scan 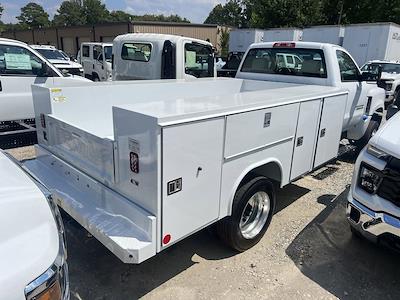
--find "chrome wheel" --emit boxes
[239,191,270,239]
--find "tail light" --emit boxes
[273,42,296,48]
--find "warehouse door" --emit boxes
[61,37,74,56]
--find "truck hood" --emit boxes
[0,152,59,300]
[380,72,400,81]
[369,113,400,159]
[48,59,83,69]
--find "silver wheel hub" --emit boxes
[239,191,270,239]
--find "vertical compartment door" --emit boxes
[290,99,322,180]
[162,118,225,247]
[313,95,347,168]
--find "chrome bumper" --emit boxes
[347,197,400,241]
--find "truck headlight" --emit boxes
[25,195,69,300]
[358,163,382,194]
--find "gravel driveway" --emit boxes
[7,146,400,300]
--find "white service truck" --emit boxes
[78,42,113,81]
[347,102,400,250]
[0,38,90,149]
[4,42,385,266]
[0,150,68,300]
[112,33,216,80]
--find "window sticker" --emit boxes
[185,50,197,67]
[4,53,32,70]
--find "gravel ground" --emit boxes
[7,145,400,300]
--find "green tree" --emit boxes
[53,0,86,26]
[204,0,245,27]
[109,10,133,22]
[82,0,110,24]
[17,2,50,28]
[0,4,3,20]
[219,27,230,56]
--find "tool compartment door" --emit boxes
[313,95,347,168]
[290,99,322,180]
[161,118,225,247]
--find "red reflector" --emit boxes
[163,234,171,245]
[273,42,296,48]
[130,152,139,173]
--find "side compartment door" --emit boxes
[290,99,322,180]
[313,95,347,168]
[162,118,225,247]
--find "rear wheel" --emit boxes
[217,176,275,251]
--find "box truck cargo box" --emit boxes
[264,28,303,42]
[229,29,265,53]
[343,22,400,66]
[302,25,345,46]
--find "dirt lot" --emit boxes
[7,146,400,300]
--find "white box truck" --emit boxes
[302,25,345,45]
[228,29,265,53]
[342,22,400,66]
[2,42,385,265]
[264,28,303,42]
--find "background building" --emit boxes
[1,21,229,56]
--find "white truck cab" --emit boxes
[236,41,386,147]
[0,38,90,149]
[361,60,400,104]
[79,42,113,81]
[347,109,400,250]
[30,44,84,77]
[112,33,216,80]
[0,150,68,300]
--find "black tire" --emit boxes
[92,73,100,81]
[354,119,379,150]
[350,225,362,239]
[217,176,275,252]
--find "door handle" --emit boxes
[296,136,303,147]
[0,80,2,91]
[320,128,326,137]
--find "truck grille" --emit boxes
[377,158,400,207]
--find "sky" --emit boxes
[2,0,227,24]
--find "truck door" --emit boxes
[0,44,57,123]
[93,45,104,81]
[336,50,368,130]
[81,44,91,78]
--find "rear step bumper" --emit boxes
[21,146,156,264]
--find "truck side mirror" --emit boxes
[386,104,399,120]
[377,65,383,80]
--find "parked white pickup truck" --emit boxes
[347,108,400,250]
[112,33,216,80]
[0,38,90,149]
[0,150,68,300]
[361,60,400,104]
[3,42,385,266]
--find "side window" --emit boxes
[82,45,89,57]
[184,43,214,78]
[0,44,51,77]
[286,56,294,64]
[93,45,102,60]
[121,43,151,62]
[336,50,359,81]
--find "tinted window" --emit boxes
[184,43,214,78]
[37,49,67,60]
[104,46,112,62]
[82,45,90,57]
[121,43,151,62]
[93,45,102,60]
[241,47,327,78]
[0,45,52,76]
[362,63,400,75]
[336,50,359,81]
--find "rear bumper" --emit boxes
[347,194,400,242]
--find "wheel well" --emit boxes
[238,162,282,189]
[372,108,383,124]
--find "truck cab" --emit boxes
[79,42,113,81]
[236,41,386,147]
[112,33,216,80]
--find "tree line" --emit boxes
[0,0,190,31]
[204,0,400,28]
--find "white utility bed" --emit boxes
[23,78,348,263]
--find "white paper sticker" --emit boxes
[4,53,32,70]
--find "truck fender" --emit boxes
[366,87,385,116]
[225,158,283,217]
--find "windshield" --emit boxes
[241,47,327,78]
[361,63,400,74]
[37,49,68,60]
[104,46,112,62]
